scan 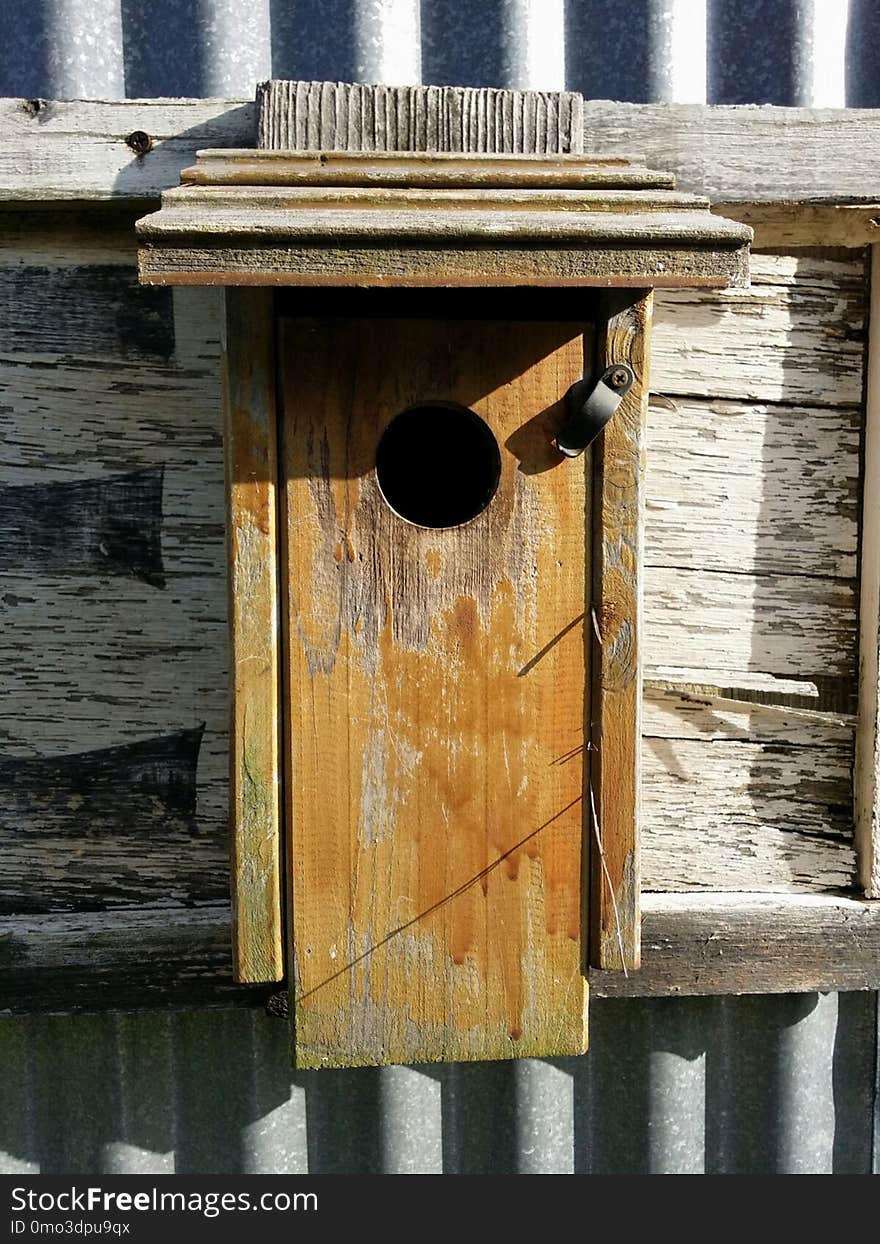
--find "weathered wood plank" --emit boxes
[643,686,854,748]
[0,265,230,913]
[591,894,880,998]
[652,251,867,406]
[716,202,880,249]
[589,292,651,972]
[0,97,256,203]
[642,734,855,892]
[0,905,264,1015]
[257,82,585,155]
[644,566,857,689]
[4,893,879,1016]
[645,396,860,580]
[0,262,174,360]
[281,316,590,1067]
[855,244,880,899]
[221,289,283,983]
[581,100,880,205]
[5,97,880,208]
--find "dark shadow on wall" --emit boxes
[564,0,660,103]
[0,0,51,98]
[846,0,880,107]
[270,0,357,84]
[704,994,819,1173]
[707,0,810,104]
[120,0,207,97]
[573,997,653,1172]
[831,991,878,1173]
[421,0,506,89]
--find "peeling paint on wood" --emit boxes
[652,252,867,407]
[0,264,174,361]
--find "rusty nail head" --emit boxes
[126,130,153,156]
[609,367,630,389]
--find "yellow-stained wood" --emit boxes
[590,291,652,972]
[715,201,880,249]
[280,316,591,1067]
[221,288,284,983]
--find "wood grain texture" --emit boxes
[591,893,880,998]
[6,97,880,208]
[645,396,860,580]
[257,81,585,154]
[716,202,880,249]
[0,97,257,203]
[221,289,283,983]
[5,893,880,1015]
[0,201,866,1009]
[641,728,855,892]
[137,150,750,291]
[590,292,651,971]
[580,100,880,204]
[855,245,880,898]
[0,217,230,918]
[280,316,591,1067]
[652,251,867,407]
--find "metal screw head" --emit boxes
[609,366,631,390]
[126,130,153,156]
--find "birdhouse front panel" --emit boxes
[280,314,592,1067]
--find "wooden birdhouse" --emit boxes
[136,82,751,1068]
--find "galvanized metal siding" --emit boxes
[0,0,877,106]
[0,995,876,1174]
[0,0,878,1179]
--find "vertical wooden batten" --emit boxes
[856,244,880,898]
[590,291,652,970]
[221,287,284,982]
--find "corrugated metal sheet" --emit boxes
[1,994,876,1173]
[0,0,879,1178]
[0,0,877,106]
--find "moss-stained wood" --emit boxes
[280,316,590,1067]
[589,292,651,972]
[221,289,284,983]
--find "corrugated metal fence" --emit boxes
[1,0,879,107]
[1,994,877,1174]
[0,0,878,1176]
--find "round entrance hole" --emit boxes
[375,403,501,529]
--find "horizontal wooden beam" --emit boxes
[5,96,880,209]
[592,893,880,998]
[3,894,879,1016]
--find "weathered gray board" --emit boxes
[0,93,870,1011]
[7,95,880,204]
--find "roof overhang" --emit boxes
[137,150,752,290]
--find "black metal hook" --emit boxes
[554,363,634,458]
